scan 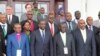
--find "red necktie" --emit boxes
[50,24,54,36]
[30,20,34,32]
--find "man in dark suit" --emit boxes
[0,14,12,55]
[46,12,59,37]
[72,19,96,56]
[54,23,76,56]
[37,7,48,22]
[0,13,6,56]
[21,11,38,32]
[6,5,19,26]
[73,10,81,24]
[86,16,98,37]
[30,20,53,56]
[66,12,77,32]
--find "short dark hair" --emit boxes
[38,19,47,24]
[13,23,21,28]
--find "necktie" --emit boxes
[42,30,45,42]
[68,22,71,32]
[29,20,34,32]
[8,16,11,24]
[2,25,6,36]
[89,26,92,31]
[50,23,54,36]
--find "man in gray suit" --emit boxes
[72,19,96,56]
[37,7,48,22]
[30,20,53,56]
[54,22,76,56]
[65,12,77,32]
[73,10,81,24]
[93,11,100,28]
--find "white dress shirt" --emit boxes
[80,28,87,43]
[39,28,45,38]
[74,19,79,24]
[48,22,55,34]
[60,32,66,46]
[87,25,93,31]
[0,22,7,35]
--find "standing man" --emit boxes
[0,13,6,56]
[0,14,12,55]
[21,11,38,32]
[54,23,76,56]
[73,11,81,24]
[6,5,19,26]
[7,23,30,56]
[86,16,98,37]
[37,7,48,22]
[93,11,100,28]
[31,20,53,56]
[66,12,77,32]
[46,12,58,37]
[20,3,37,22]
[72,19,96,56]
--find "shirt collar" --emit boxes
[60,32,66,34]
[0,22,7,25]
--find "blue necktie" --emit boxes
[42,30,45,42]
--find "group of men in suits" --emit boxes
[0,3,100,56]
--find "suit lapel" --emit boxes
[66,33,69,47]
[78,29,85,44]
[86,29,90,44]
[59,33,65,47]
[37,30,44,43]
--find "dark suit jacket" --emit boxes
[72,28,96,56]
[54,32,76,56]
[95,31,100,56]
[46,23,59,37]
[7,15,19,26]
[30,29,53,56]
[0,24,12,54]
[66,21,77,32]
[0,32,5,56]
[86,25,98,37]
[0,24,12,39]
[21,20,38,32]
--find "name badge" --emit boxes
[64,47,68,54]
[17,49,22,56]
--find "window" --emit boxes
[38,2,49,14]
[0,1,7,13]
[14,2,26,20]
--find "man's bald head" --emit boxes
[86,16,93,26]
[78,19,86,29]
[0,14,6,24]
